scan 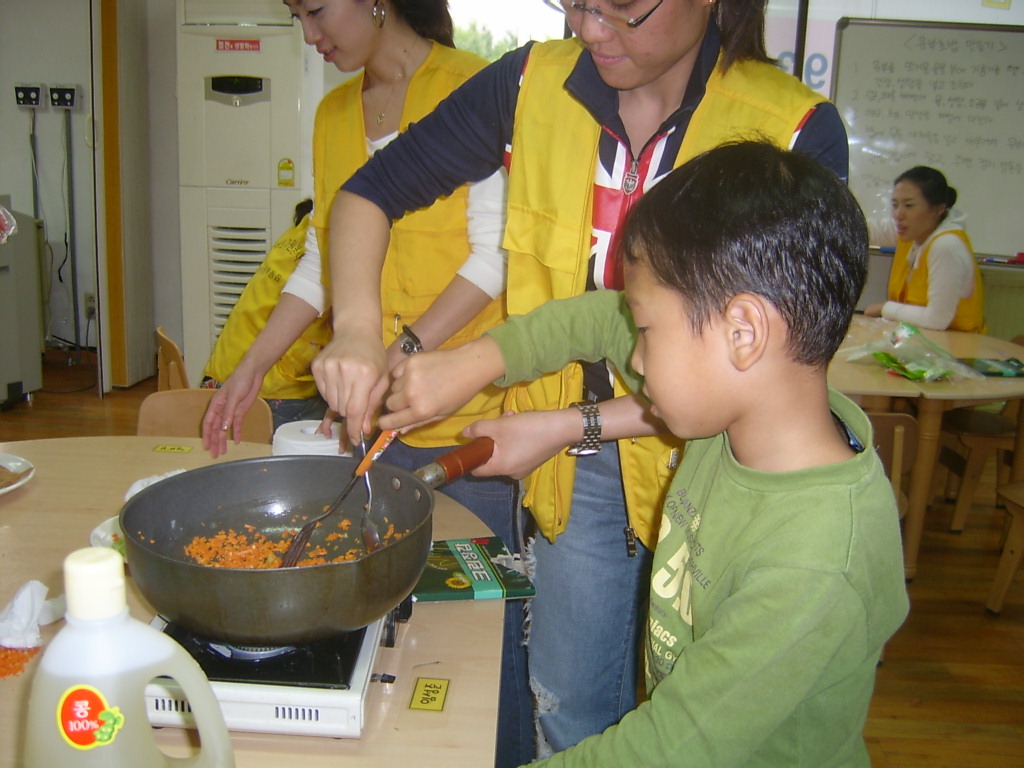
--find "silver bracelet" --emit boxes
[565,401,602,456]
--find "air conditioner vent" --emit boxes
[207,224,270,344]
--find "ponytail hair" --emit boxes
[715,0,772,71]
[391,0,455,48]
[895,166,957,218]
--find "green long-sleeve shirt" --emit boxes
[488,291,910,768]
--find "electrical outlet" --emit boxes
[49,86,77,109]
[84,292,97,319]
[15,85,42,108]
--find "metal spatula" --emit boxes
[280,430,397,568]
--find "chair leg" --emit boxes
[986,505,1024,615]
[949,447,991,533]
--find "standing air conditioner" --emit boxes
[176,0,310,382]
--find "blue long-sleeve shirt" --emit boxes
[345,23,849,221]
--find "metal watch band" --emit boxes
[398,325,423,356]
[565,401,602,457]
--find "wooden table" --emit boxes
[0,436,502,768]
[830,317,1024,579]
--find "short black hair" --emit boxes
[294,198,313,226]
[622,140,867,369]
[894,166,957,212]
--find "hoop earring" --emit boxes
[371,0,386,28]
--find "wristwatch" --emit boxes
[397,325,423,356]
[565,401,602,457]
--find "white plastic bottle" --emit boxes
[24,547,235,767]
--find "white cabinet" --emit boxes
[0,199,45,407]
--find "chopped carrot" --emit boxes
[182,519,411,569]
[0,646,39,678]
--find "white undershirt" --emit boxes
[283,131,508,314]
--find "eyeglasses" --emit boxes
[543,0,664,32]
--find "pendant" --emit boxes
[623,159,640,195]
[376,112,384,125]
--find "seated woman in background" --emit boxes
[864,166,985,331]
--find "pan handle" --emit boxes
[414,437,495,488]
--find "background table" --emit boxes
[830,317,1024,579]
[0,436,503,768]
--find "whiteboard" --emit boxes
[831,18,1024,258]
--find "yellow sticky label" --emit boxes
[409,678,449,711]
[153,445,193,453]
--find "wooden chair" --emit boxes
[136,389,273,444]
[156,326,189,391]
[935,333,1024,533]
[867,411,919,521]
[987,481,1024,615]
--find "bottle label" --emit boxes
[56,685,125,749]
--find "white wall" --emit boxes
[147,0,183,347]
[0,0,97,351]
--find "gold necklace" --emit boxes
[374,75,402,125]
[369,41,419,126]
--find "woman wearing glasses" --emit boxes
[200,2,531,767]
[312,0,848,758]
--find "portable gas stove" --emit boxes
[146,600,411,738]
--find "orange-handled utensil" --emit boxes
[280,430,397,568]
[354,429,398,475]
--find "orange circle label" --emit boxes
[57,685,124,750]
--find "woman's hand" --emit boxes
[461,410,579,480]
[201,366,263,458]
[311,330,390,444]
[379,337,506,433]
[862,302,884,317]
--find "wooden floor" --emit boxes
[0,348,156,441]
[2,349,1023,766]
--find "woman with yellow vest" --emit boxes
[198,3,530,767]
[200,199,333,431]
[311,0,848,758]
[864,166,985,331]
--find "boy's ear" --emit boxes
[722,293,770,372]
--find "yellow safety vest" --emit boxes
[203,215,331,399]
[505,38,827,546]
[313,43,507,447]
[887,228,985,333]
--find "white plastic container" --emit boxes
[24,547,234,767]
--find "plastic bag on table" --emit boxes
[845,321,985,382]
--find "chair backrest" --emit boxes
[867,411,919,519]
[156,326,189,391]
[136,389,274,444]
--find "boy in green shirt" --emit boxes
[381,141,909,767]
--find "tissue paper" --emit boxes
[272,419,350,457]
[0,580,65,647]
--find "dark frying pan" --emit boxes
[119,439,493,645]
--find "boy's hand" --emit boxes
[380,337,506,433]
[461,409,582,480]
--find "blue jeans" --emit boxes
[528,447,652,757]
[383,439,532,768]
